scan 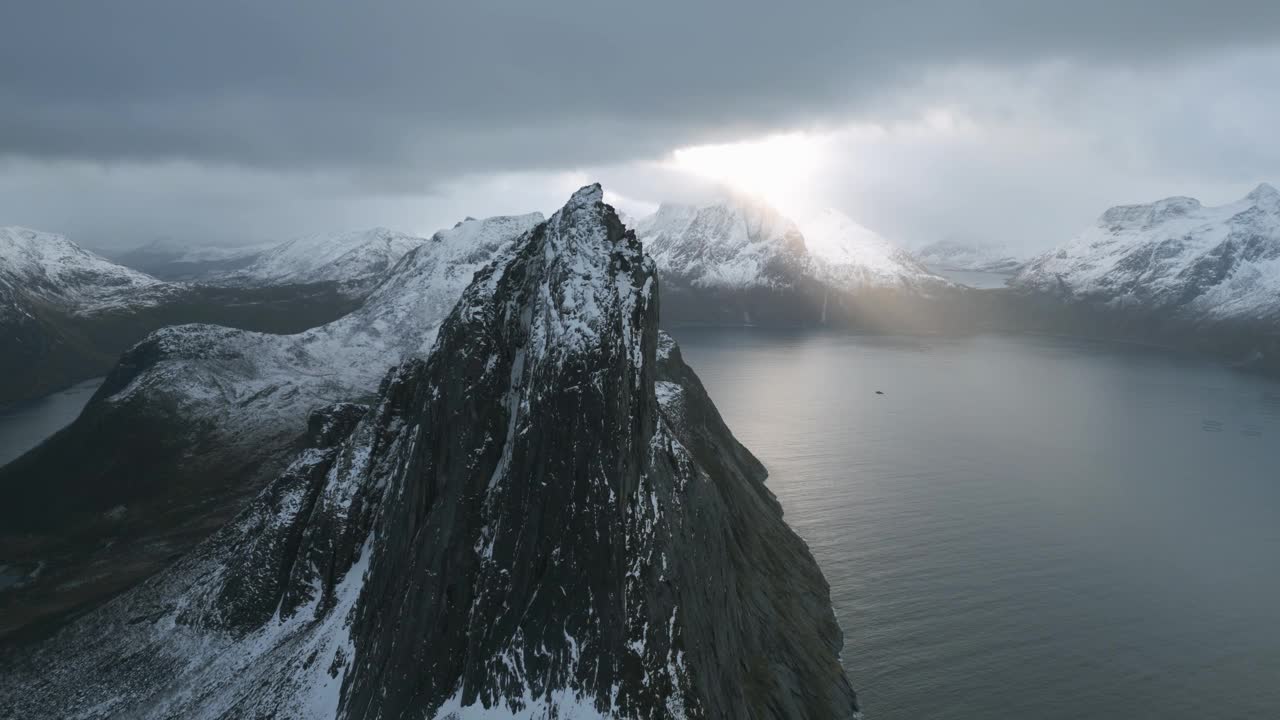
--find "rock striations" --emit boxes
[0,186,857,718]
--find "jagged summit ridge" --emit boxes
[1,186,857,719]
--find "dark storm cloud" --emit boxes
[5,0,1280,178]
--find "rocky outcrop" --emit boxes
[0,185,857,719]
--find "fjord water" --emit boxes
[0,377,102,466]
[931,268,1013,289]
[672,329,1280,720]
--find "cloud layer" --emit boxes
[3,2,1279,251]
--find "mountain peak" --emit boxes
[1247,182,1280,206]
[457,185,649,364]
[1,186,856,718]
[567,182,604,208]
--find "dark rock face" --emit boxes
[0,186,857,719]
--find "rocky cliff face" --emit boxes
[0,186,857,719]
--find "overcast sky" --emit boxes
[3,1,1280,254]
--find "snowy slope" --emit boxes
[635,197,946,292]
[0,226,176,314]
[915,239,1023,273]
[800,208,945,289]
[1013,183,1280,322]
[221,227,428,289]
[635,197,808,288]
[118,237,271,264]
[102,213,544,460]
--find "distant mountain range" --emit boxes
[107,228,429,295]
[915,239,1024,273]
[214,227,429,296]
[1014,184,1280,323]
[106,238,272,282]
[0,228,360,406]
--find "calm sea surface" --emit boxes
[933,268,1014,289]
[671,329,1280,720]
[0,377,102,467]
[2,336,1278,717]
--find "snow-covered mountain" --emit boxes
[218,227,428,294]
[1,226,177,314]
[1012,183,1280,323]
[635,197,810,289]
[634,195,949,327]
[1,185,857,718]
[636,199,940,292]
[107,238,272,281]
[107,213,542,449]
[916,239,1023,273]
[800,208,944,288]
[0,227,361,406]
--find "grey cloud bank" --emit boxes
[2,1,1279,251]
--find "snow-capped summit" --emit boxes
[799,208,942,289]
[0,226,172,313]
[633,195,949,326]
[1013,183,1280,322]
[1247,181,1280,209]
[635,195,944,292]
[220,227,429,291]
[636,195,807,289]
